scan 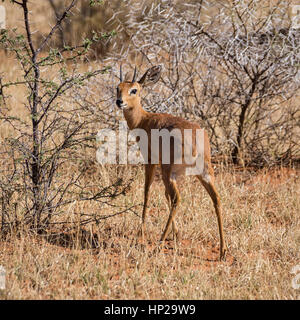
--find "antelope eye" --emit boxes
[130,88,137,95]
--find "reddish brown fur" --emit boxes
[116,67,226,259]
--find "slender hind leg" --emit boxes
[197,173,226,260]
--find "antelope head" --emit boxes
[116,65,162,111]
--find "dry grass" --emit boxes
[0,166,299,299]
[0,0,299,300]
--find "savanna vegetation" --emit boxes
[0,0,299,299]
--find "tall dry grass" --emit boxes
[0,165,299,299]
[0,0,299,300]
[0,59,299,299]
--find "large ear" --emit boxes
[138,65,161,86]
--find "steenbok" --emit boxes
[116,65,226,260]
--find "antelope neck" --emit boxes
[123,102,149,130]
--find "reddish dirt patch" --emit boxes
[233,167,298,191]
[136,238,236,271]
[95,236,235,278]
[246,167,298,187]
[167,239,235,270]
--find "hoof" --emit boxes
[220,247,227,261]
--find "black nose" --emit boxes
[116,99,123,108]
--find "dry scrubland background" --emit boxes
[0,0,299,299]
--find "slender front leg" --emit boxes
[160,175,181,242]
[165,190,179,240]
[139,164,156,240]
